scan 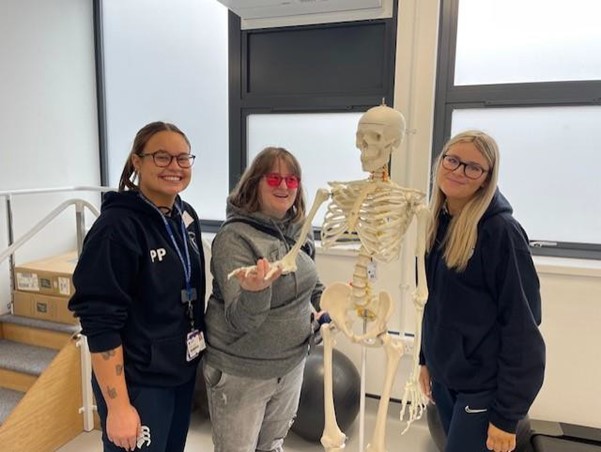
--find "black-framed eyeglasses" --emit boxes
[441,154,488,180]
[139,150,196,168]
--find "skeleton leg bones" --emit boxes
[320,281,400,452]
[320,323,347,451]
[366,334,404,452]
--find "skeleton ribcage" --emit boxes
[322,181,425,262]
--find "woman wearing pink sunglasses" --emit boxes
[203,146,325,452]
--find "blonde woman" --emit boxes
[418,131,545,452]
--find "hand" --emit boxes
[106,403,141,451]
[234,258,282,292]
[486,422,516,452]
[313,311,331,324]
[418,365,434,404]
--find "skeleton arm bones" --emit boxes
[400,204,431,432]
[227,188,330,280]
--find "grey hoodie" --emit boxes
[204,201,324,379]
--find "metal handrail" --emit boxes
[0,199,100,265]
[1,185,113,262]
[0,185,111,197]
[0,185,113,433]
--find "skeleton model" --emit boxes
[229,105,430,452]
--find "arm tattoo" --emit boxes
[107,386,118,399]
[115,364,123,376]
[101,349,116,360]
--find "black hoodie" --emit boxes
[421,189,545,433]
[69,191,206,387]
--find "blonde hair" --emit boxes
[229,147,306,223]
[427,130,500,271]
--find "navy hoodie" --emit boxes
[421,189,545,433]
[69,191,206,387]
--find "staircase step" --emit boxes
[0,387,24,425]
[0,314,80,335]
[0,314,79,350]
[0,340,58,376]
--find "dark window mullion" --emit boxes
[532,245,601,260]
[239,96,387,111]
[228,11,244,191]
[447,80,601,106]
[432,0,460,157]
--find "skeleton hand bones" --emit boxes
[227,258,283,291]
[226,254,294,283]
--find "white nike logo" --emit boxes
[465,405,487,414]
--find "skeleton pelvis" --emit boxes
[321,282,394,342]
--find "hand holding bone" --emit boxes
[226,255,294,282]
[227,188,330,282]
[228,258,282,291]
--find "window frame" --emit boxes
[433,0,601,259]
[93,0,108,187]
[227,9,399,234]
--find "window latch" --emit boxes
[530,241,558,248]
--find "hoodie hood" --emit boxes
[225,199,303,243]
[102,190,185,219]
[480,188,513,223]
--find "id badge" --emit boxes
[186,329,205,362]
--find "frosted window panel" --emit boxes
[248,113,366,227]
[455,0,601,85]
[103,0,229,220]
[451,107,601,245]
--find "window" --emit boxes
[434,0,601,258]
[228,9,399,231]
[95,0,229,221]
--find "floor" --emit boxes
[57,397,439,451]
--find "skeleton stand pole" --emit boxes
[359,318,368,452]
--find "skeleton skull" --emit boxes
[356,105,406,172]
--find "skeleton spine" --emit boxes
[351,248,371,307]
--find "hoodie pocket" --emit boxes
[203,361,226,389]
[146,334,188,378]
[229,312,312,360]
[431,326,479,382]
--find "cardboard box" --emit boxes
[14,251,77,297]
[13,290,78,325]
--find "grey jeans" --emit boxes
[203,358,305,452]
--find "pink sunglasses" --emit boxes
[264,173,300,189]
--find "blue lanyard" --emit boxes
[140,195,192,296]
[162,206,192,294]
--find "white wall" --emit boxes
[1,0,599,431]
[532,261,601,426]
[0,0,100,313]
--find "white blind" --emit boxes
[103,0,229,220]
[455,0,601,85]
